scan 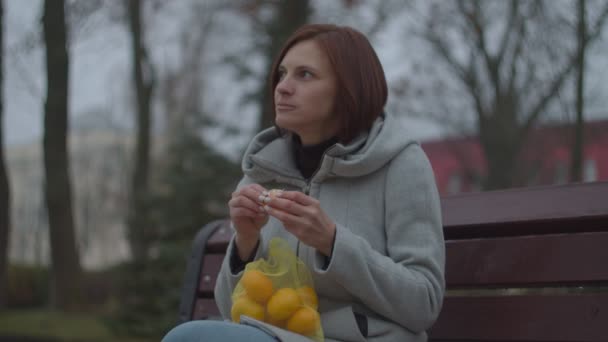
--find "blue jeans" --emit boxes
[162,320,277,342]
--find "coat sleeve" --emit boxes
[213,176,267,320]
[312,144,445,333]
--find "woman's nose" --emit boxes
[275,77,294,95]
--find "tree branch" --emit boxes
[365,0,399,40]
[522,54,576,135]
[585,2,608,44]
[519,60,536,104]
[497,0,520,65]
[424,30,468,85]
[465,50,487,121]
[457,0,501,102]
[523,1,608,135]
[506,11,526,96]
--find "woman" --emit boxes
[163,24,444,342]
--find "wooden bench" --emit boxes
[177,181,608,341]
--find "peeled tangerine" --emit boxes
[240,270,274,304]
[266,288,302,321]
[287,307,321,335]
[231,296,265,323]
[268,189,283,198]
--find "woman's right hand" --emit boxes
[228,184,268,260]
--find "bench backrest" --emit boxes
[179,181,608,342]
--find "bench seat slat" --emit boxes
[206,222,232,252]
[198,254,225,294]
[193,298,221,320]
[429,293,608,341]
[442,182,608,232]
[446,231,608,287]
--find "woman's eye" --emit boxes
[277,70,286,81]
[300,70,313,79]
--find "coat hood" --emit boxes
[241,112,418,183]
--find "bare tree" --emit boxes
[570,0,608,182]
[255,0,311,131]
[0,0,11,309]
[410,0,606,190]
[221,1,311,131]
[127,0,155,262]
[42,0,82,310]
[314,0,404,40]
[160,2,214,144]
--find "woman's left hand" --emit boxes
[262,191,336,257]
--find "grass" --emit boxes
[0,309,152,342]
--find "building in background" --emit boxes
[7,118,132,269]
[423,120,608,195]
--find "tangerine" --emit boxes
[286,306,320,335]
[268,189,283,198]
[231,295,265,323]
[266,287,302,321]
[241,270,274,304]
[296,286,318,310]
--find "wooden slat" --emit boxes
[206,221,232,252]
[198,254,224,294]
[442,182,608,238]
[429,293,608,341]
[202,183,608,242]
[446,232,608,287]
[179,220,225,323]
[192,298,221,320]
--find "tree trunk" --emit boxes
[0,0,11,309]
[478,104,523,190]
[258,0,310,131]
[570,0,587,183]
[42,0,83,311]
[127,0,153,262]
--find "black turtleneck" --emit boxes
[293,135,339,180]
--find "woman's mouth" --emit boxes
[276,103,297,112]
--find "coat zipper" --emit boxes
[257,144,336,261]
[297,144,336,260]
[297,173,316,260]
[303,182,311,195]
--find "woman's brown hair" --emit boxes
[269,24,388,143]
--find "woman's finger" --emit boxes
[231,207,263,218]
[265,206,307,231]
[229,195,265,214]
[239,185,267,203]
[264,197,307,216]
[276,191,318,206]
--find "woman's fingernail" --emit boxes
[263,205,270,212]
[262,191,269,196]
[258,195,266,202]
[263,196,271,203]
[258,206,265,212]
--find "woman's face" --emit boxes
[274,39,338,145]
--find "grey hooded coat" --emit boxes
[215,112,445,342]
